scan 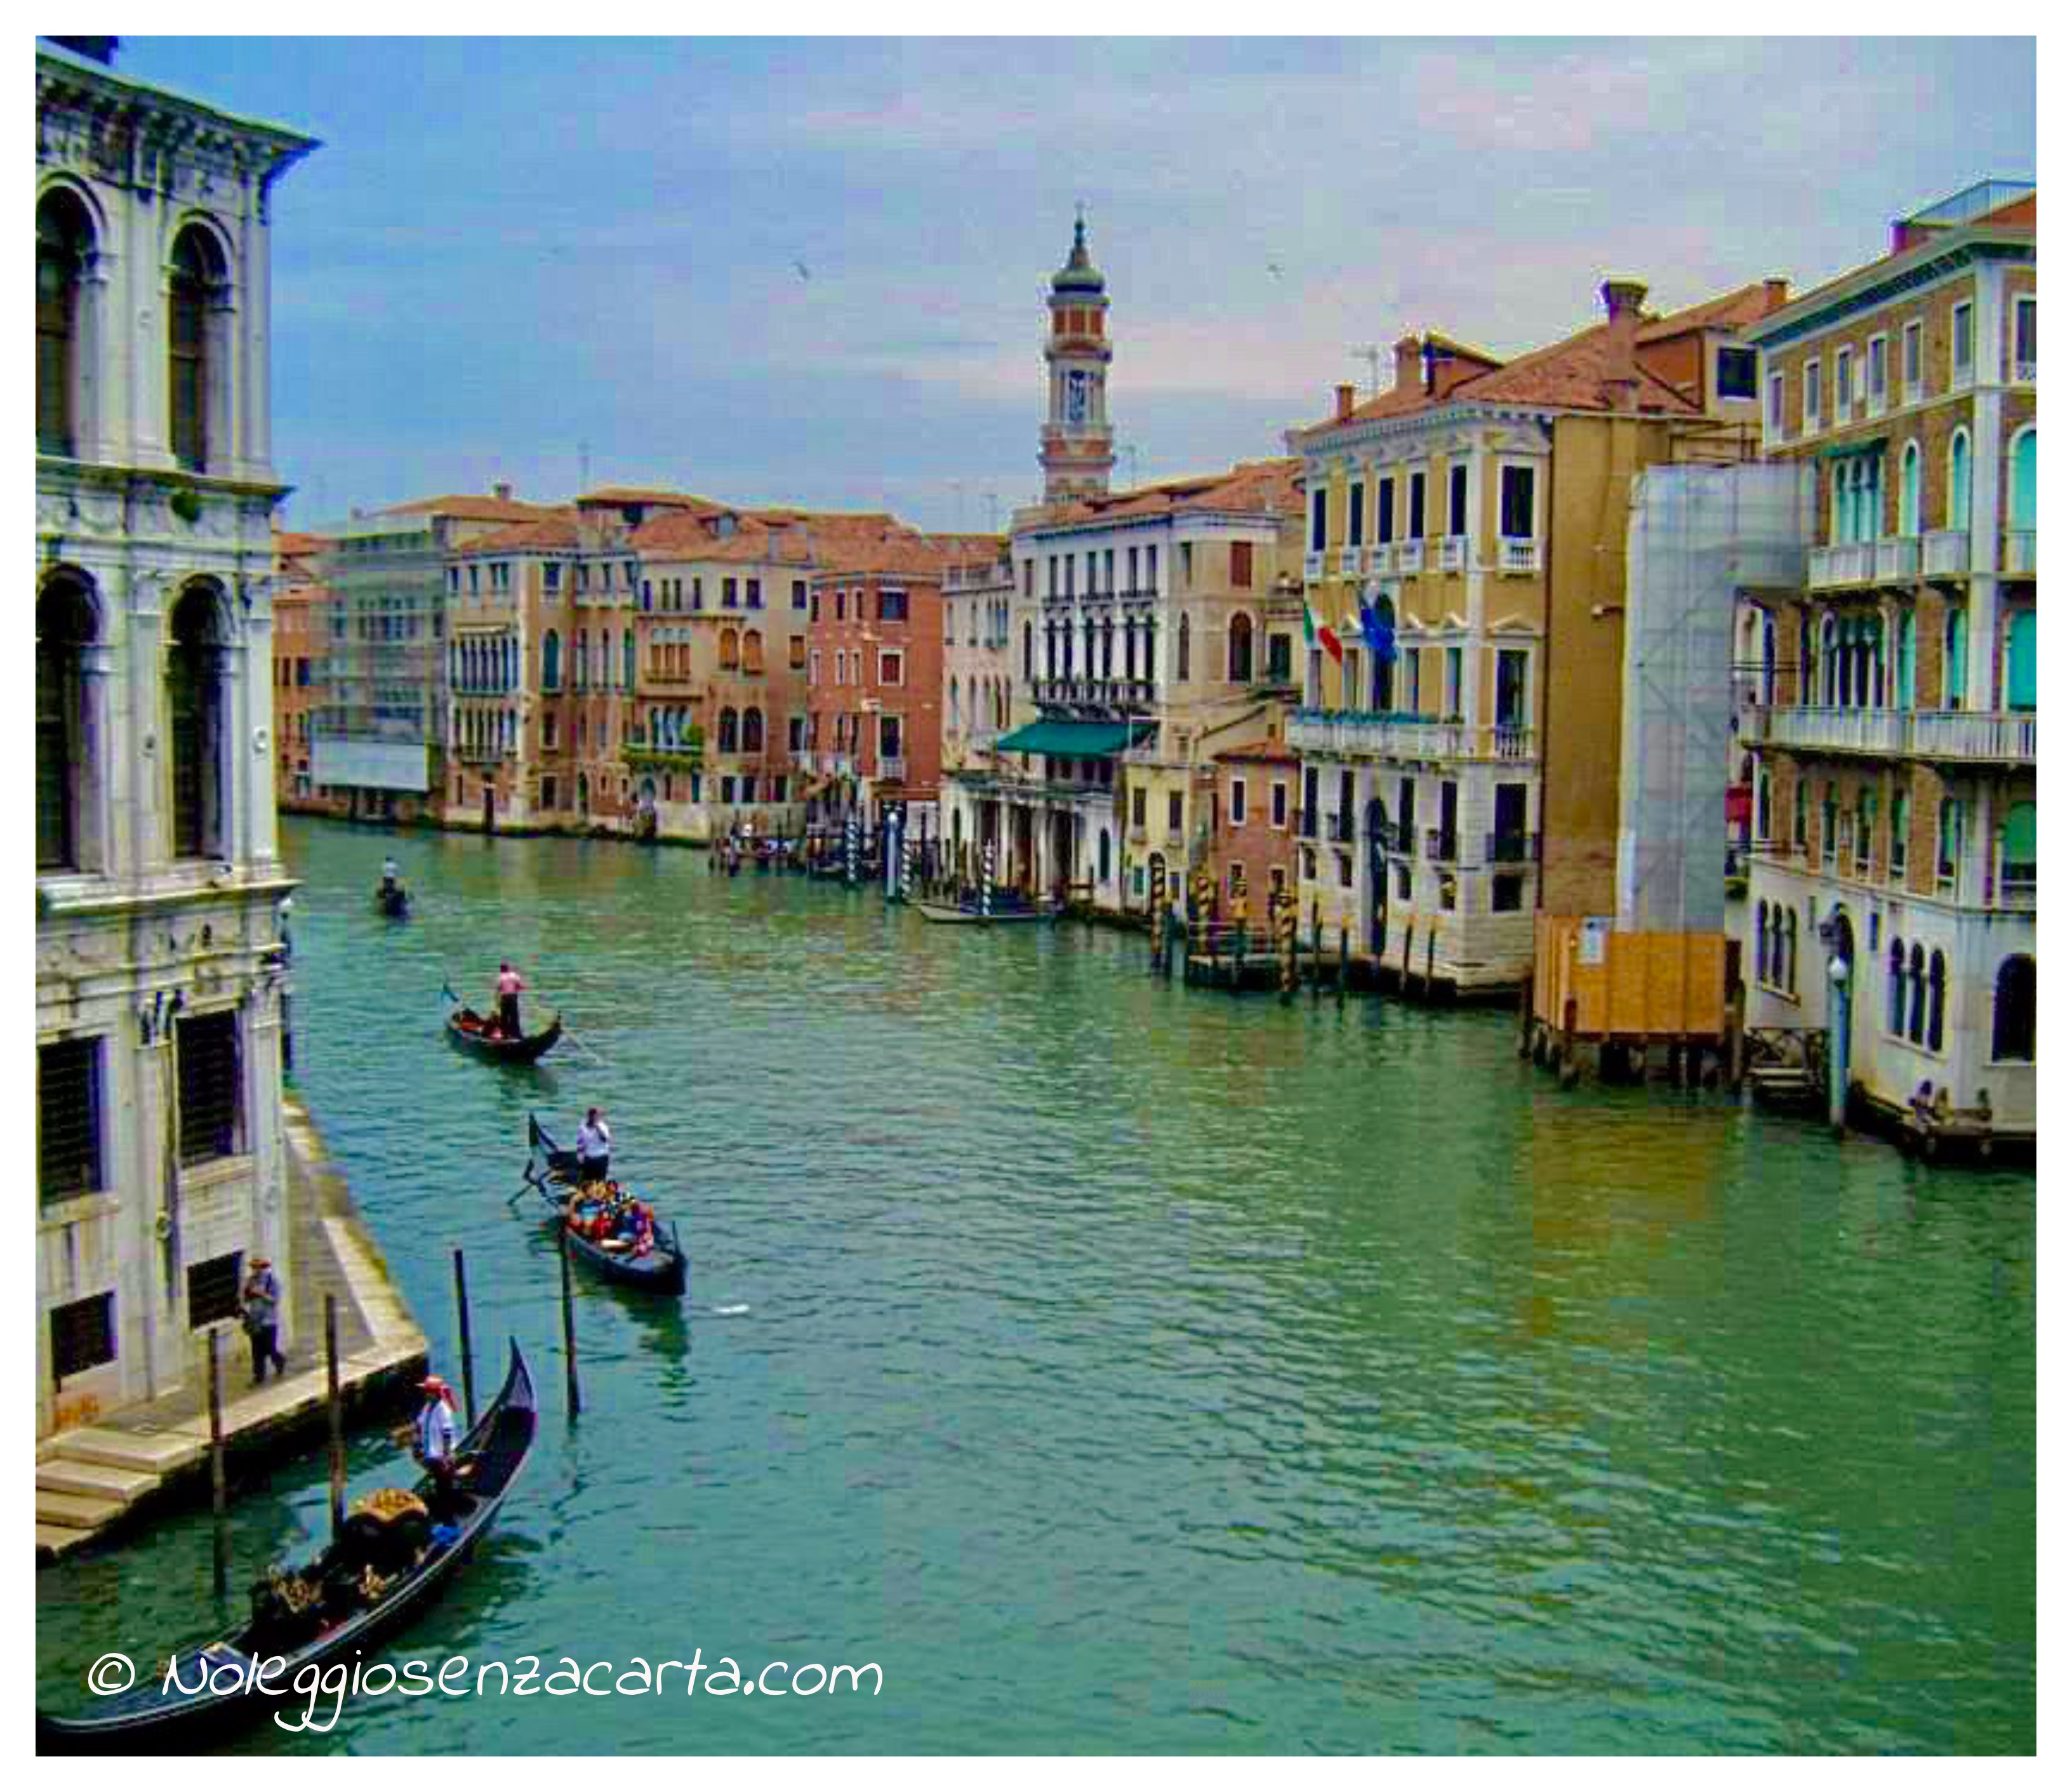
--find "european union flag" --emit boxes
[1358,600,1397,665]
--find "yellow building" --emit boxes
[1287,277,1786,992]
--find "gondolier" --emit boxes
[495,962,526,1036]
[413,1374,463,1510]
[574,1108,612,1185]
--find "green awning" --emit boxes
[994,720,1153,757]
[1816,434,1888,460]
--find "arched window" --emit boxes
[1229,613,1254,683]
[1793,778,1808,851]
[542,630,561,690]
[1821,783,1839,863]
[1908,944,1927,1044]
[1821,614,1840,706]
[1992,955,2036,1062]
[1855,786,1877,873]
[1948,428,1972,533]
[1098,827,1112,884]
[2000,800,2036,895]
[1023,620,1034,680]
[743,707,764,753]
[719,628,740,671]
[1179,613,1192,683]
[1783,909,1798,995]
[2010,428,2036,533]
[1888,939,1907,1036]
[1944,602,1968,708]
[36,574,97,871]
[600,629,613,691]
[1927,950,1946,1052]
[1756,903,1770,986]
[623,628,636,691]
[37,189,95,457]
[1900,441,1921,536]
[1756,766,1772,843]
[718,707,738,753]
[576,629,593,692]
[743,629,764,674]
[1897,610,1915,710]
[168,225,226,472]
[949,679,962,735]
[166,583,227,858]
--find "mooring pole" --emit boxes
[453,1247,477,1428]
[559,1225,582,1420]
[325,1294,346,1541]
[207,1329,230,1598]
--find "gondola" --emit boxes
[444,1003,562,1065]
[37,1343,537,1754]
[523,1115,689,1297]
[913,898,1059,926]
[375,884,411,919]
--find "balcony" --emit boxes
[1336,547,1362,576]
[2014,358,2036,385]
[1809,542,1875,588]
[1393,540,1424,576]
[1921,530,1969,578]
[1438,536,1467,573]
[1749,704,2035,764]
[1425,828,1460,863]
[2003,531,2036,576]
[1371,820,1416,856]
[1304,550,1325,581]
[1325,810,1353,844]
[1485,831,1539,864]
[1284,709,1537,764]
[1497,538,1543,575]
[1032,676,1154,707]
[877,756,907,785]
[1873,537,1920,581]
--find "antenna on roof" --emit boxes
[578,440,591,494]
[1122,444,1140,489]
[1351,345,1383,399]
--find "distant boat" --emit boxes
[37,1344,538,1752]
[445,1004,562,1065]
[913,899,1059,926]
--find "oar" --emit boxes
[556,1019,608,1068]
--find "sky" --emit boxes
[93,31,2038,537]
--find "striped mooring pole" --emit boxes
[900,820,915,903]
[882,810,900,901]
[844,813,859,888]
[981,839,995,920]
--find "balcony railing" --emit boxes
[1304,550,1325,580]
[1438,536,1468,573]
[1338,547,1363,575]
[1749,705,2035,763]
[1393,540,1424,576]
[1497,538,1543,575]
[1921,529,1969,578]
[1809,542,1876,588]
[1033,675,1155,707]
[1873,537,1920,581]
[877,756,907,784]
[1425,828,1459,863]
[1284,709,1537,764]
[1325,810,1353,844]
[2003,531,2036,575]
[1485,831,1538,864]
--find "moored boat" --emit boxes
[914,898,1059,926]
[37,1343,537,1753]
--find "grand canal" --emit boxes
[37,818,2036,1753]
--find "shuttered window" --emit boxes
[51,1292,116,1384]
[187,1251,244,1329]
[177,1007,242,1165]
[39,1036,103,1202]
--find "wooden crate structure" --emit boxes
[1533,915,1727,1042]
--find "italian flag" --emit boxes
[1303,596,1344,663]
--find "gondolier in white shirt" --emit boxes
[574,1108,612,1185]
[413,1374,463,1510]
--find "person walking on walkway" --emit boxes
[241,1256,288,1384]
[575,1108,613,1186]
[495,962,526,1037]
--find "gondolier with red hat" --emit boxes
[413,1373,463,1511]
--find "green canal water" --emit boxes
[37,817,2036,1753]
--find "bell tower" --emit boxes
[1040,209,1115,502]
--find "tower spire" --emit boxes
[1040,212,1115,503]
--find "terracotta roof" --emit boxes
[380,494,566,524]
[1213,740,1299,765]
[1456,314,1700,413]
[578,488,726,510]
[273,530,328,555]
[811,531,948,580]
[1039,459,1302,528]
[1637,279,1790,342]
[455,517,580,555]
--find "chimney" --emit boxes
[1335,383,1356,422]
[1393,335,1423,392]
[493,482,512,502]
[1600,277,1648,411]
[1763,277,1790,314]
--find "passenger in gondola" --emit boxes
[575,1107,611,1185]
[495,961,526,1036]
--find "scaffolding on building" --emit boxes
[310,515,447,795]
[1616,460,1815,936]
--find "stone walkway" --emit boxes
[36,1092,428,1563]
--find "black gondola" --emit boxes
[444,1004,562,1065]
[37,1343,537,1753]
[523,1115,689,1297]
[375,884,411,918]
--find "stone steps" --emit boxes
[36,1524,91,1559]
[43,1426,206,1477]
[35,1457,161,1506]
[36,1489,127,1530]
